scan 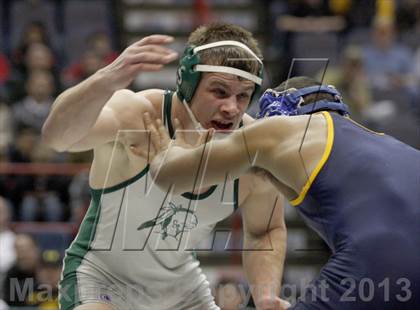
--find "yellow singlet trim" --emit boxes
[290,111,334,206]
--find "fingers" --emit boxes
[128,45,178,64]
[173,118,186,143]
[196,128,214,147]
[117,35,178,79]
[128,51,178,65]
[173,118,213,148]
[132,44,175,56]
[143,113,172,160]
[135,35,174,46]
[131,63,164,72]
[280,299,291,309]
[133,36,178,63]
[156,119,171,146]
[143,112,161,154]
[256,297,291,310]
[125,46,177,66]
[122,37,178,74]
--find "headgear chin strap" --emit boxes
[257,85,350,118]
[176,40,263,104]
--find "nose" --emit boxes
[220,96,240,118]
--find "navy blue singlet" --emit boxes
[289,112,420,310]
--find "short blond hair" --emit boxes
[187,23,262,76]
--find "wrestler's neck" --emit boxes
[171,95,214,193]
[171,95,204,143]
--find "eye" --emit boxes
[212,88,228,98]
[237,93,251,101]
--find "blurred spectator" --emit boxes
[342,0,376,29]
[63,31,117,87]
[0,299,8,310]
[0,99,13,160]
[396,0,420,33]
[415,47,420,88]
[20,173,64,222]
[2,233,40,307]
[0,197,16,293]
[277,0,346,33]
[27,249,61,310]
[214,276,248,310]
[12,70,55,135]
[1,120,68,221]
[19,135,65,222]
[87,32,118,65]
[0,54,10,86]
[7,43,61,102]
[12,21,57,74]
[68,171,90,224]
[0,126,37,219]
[62,50,105,87]
[7,125,37,164]
[274,0,346,77]
[318,46,372,122]
[362,17,415,95]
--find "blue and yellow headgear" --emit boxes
[257,85,350,118]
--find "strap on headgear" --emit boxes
[176,40,263,103]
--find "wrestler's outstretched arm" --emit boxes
[144,112,283,194]
[42,35,178,152]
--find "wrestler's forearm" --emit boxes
[42,70,115,151]
[151,133,252,193]
[243,227,287,307]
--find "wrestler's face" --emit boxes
[190,72,255,132]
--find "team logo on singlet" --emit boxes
[137,202,198,240]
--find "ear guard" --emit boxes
[176,40,264,103]
[257,85,350,118]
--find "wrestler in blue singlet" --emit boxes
[290,112,420,310]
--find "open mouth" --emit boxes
[210,120,234,131]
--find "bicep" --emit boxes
[67,107,119,152]
[67,90,155,152]
[241,176,286,237]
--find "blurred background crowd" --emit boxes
[0,0,418,309]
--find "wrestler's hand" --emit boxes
[99,35,178,91]
[172,118,214,150]
[136,112,213,161]
[132,112,171,160]
[256,297,291,310]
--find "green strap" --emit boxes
[163,90,175,138]
[163,90,243,206]
[233,120,244,210]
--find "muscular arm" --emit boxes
[150,114,327,201]
[151,131,251,193]
[42,73,120,152]
[240,175,287,308]
[42,35,177,152]
[150,117,281,194]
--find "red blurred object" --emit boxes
[0,163,89,175]
[194,0,211,27]
[0,54,10,83]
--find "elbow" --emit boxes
[41,123,68,152]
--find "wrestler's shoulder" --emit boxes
[107,88,165,118]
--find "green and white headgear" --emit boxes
[176,40,263,104]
